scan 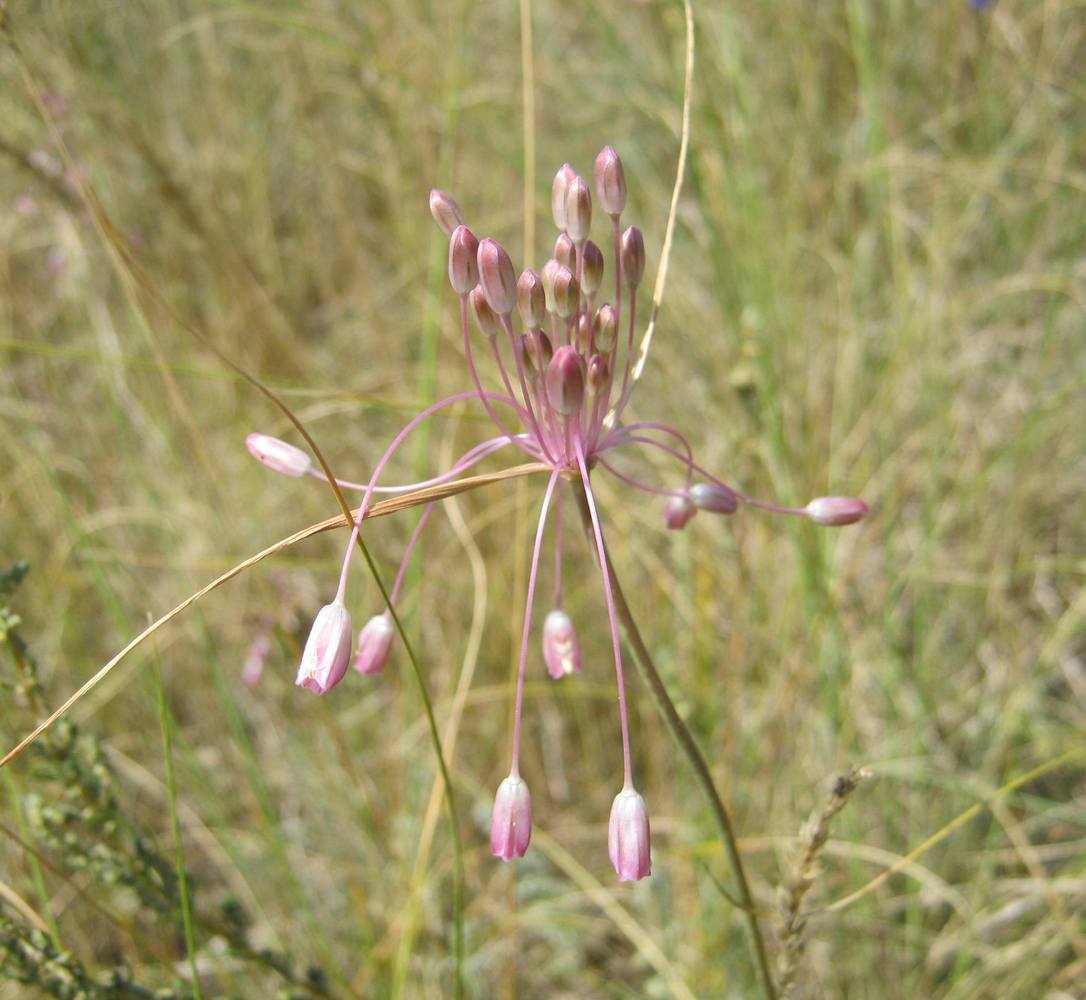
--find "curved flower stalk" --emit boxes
[246,147,869,891]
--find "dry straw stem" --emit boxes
[776,766,869,999]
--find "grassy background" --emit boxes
[2,0,1085,997]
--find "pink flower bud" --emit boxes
[295,601,353,695]
[541,258,561,314]
[542,609,581,679]
[551,163,576,231]
[587,354,609,394]
[593,304,617,352]
[469,285,502,338]
[490,774,532,860]
[581,239,604,296]
[429,189,465,237]
[241,633,271,688]
[594,145,628,216]
[564,175,592,243]
[515,334,540,383]
[545,346,586,416]
[805,496,869,527]
[353,613,395,675]
[477,237,517,315]
[553,232,576,269]
[551,265,580,319]
[689,482,738,514]
[517,269,546,329]
[245,432,311,478]
[533,330,554,368]
[608,787,651,882]
[448,225,479,294]
[621,226,646,288]
[664,494,697,530]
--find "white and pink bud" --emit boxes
[551,265,580,319]
[593,304,617,353]
[805,496,869,527]
[353,613,395,675]
[621,226,646,288]
[608,787,651,882]
[553,232,577,270]
[541,258,561,314]
[448,224,480,294]
[542,609,581,679]
[295,601,353,695]
[664,494,697,530]
[469,285,502,339]
[564,175,592,243]
[587,354,609,395]
[689,482,738,515]
[581,239,604,296]
[477,237,518,315]
[593,145,627,217]
[429,189,465,237]
[246,433,312,478]
[546,346,586,416]
[517,269,546,329]
[490,774,532,861]
[551,163,577,231]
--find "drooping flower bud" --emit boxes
[621,226,646,288]
[564,175,592,243]
[542,609,581,679]
[448,225,479,294]
[245,432,311,478]
[429,189,465,237]
[469,285,502,339]
[295,601,353,695]
[587,354,609,394]
[490,774,532,860]
[663,494,697,530]
[545,346,586,416]
[553,232,576,270]
[593,145,628,217]
[517,269,546,329]
[805,496,869,527]
[353,613,395,675]
[551,265,580,319]
[608,787,651,882]
[689,482,738,514]
[477,237,517,315]
[551,163,576,231]
[592,304,618,352]
[581,239,604,296]
[541,258,561,314]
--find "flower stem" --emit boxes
[571,479,777,1000]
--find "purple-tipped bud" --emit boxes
[490,774,532,860]
[593,304,618,353]
[551,163,576,231]
[621,227,646,288]
[246,433,311,478]
[664,494,698,530]
[582,239,604,296]
[542,609,582,679]
[608,787,651,882]
[448,225,479,294]
[295,601,353,695]
[587,353,609,394]
[429,189,465,237]
[805,496,869,526]
[551,265,580,319]
[469,286,502,338]
[553,232,577,269]
[565,175,592,243]
[541,258,561,314]
[353,613,395,675]
[689,482,738,515]
[477,237,517,315]
[517,269,546,329]
[594,145,628,216]
[545,346,586,416]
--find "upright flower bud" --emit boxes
[805,496,869,526]
[564,175,592,243]
[542,609,582,679]
[532,330,554,368]
[593,145,627,216]
[664,494,697,530]
[517,269,546,329]
[295,601,353,695]
[516,334,540,383]
[353,613,395,675]
[245,433,311,478]
[608,787,651,882]
[587,354,609,394]
[592,304,618,352]
[545,346,586,416]
[689,482,738,514]
[553,232,577,269]
[490,774,532,860]
[581,239,604,296]
[469,286,502,338]
[551,163,576,231]
[448,225,479,294]
[429,189,465,237]
[551,265,580,319]
[621,226,646,288]
[541,258,561,314]
[477,237,517,315]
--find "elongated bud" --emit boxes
[553,232,576,269]
[806,496,869,526]
[533,330,553,367]
[594,145,627,216]
[245,432,311,478]
[565,175,592,243]
[448,225,479,294]
[664,494,697,530]
[542,609,581,679]
[621,226,645,288]
[490,774,532,860]
[593,303,617,352]
[551,163,576,231]
[516,334,540,383]
[353,613,395,675]
[545,346,586,415]
[689,482,738,514]
[469,285,502,338]
[608,787,651,881]
[587,354,609,394]
[429,189,465,237]
[477,237,517,315]
[551,265,580,319]
[581,239,604,296]
[296,601,352,695]
[541,258,561,314]
[517,269,546,329]
[576,313,592,348]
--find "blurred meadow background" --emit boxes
[2,0,1085,997]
